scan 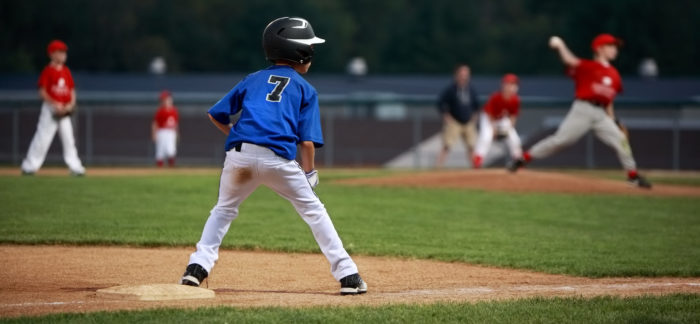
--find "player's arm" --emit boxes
[299,141,315,173]
[208,113,231,136]
[66,89,76,110]
[38,87,62,110]
[549,36,580,67]
[151,120,158,142]
[299,141,319,188]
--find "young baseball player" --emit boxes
[509,34,651,188]
[180,17,367,295]
[435,64,480,168]
[21,40,85,176]
[472,73,523,168]
[152,90,179,167]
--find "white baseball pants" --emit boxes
[529,100,637,170]
[155,129,177,161]
[474,113,522,159]
[188,143,359,280]
[21,102,85,174]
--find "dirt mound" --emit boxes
[2,245,698,318]
[337,169,700,197]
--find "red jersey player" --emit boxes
[508,34,651,188]
[151,90,179,167]
[21,40,85,176]
[472,73,522,168]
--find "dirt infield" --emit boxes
[2,245,699,318]
[337,169,700,197]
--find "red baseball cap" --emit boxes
[47,40,68,55]
[591,33,622,50]
[159,90,172,101]
[502,73,519,84]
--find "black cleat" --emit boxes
[507,158,526,173]
[339,273,367,295]
[181,263,208,287]
[628,175,652,189]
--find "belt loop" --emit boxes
[234,143,242,152]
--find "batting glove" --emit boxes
[306,169,319,189]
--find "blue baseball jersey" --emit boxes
[208,65,324,160]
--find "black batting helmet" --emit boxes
[263,17,325,64]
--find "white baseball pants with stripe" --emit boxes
[188,143,359,280]
[474,113,522,159]
[21,102,85,174]
[529,100,637,170]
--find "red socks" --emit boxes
[472,155,482,169]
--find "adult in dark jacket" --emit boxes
[435,64,480,168]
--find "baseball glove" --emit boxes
[53,106,74,118]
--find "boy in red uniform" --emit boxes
[151,90,179,167]
[508,34,651,188]
[472,73,522,168]
[21,40,85,176]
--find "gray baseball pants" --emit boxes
[529,100,637,170]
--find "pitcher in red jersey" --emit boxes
[508,34,651,188]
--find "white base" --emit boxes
[96,284,215,301]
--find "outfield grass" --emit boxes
[2,294,698,324]
[1,170,698,277]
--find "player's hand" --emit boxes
[549,36,564,49]
[305,169,319,189]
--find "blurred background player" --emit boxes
[435,64,480,168]
[181,17,367,295]
[508,34,651,188]
[151,90,179,167]
[472,73,523,168]
[20,40,85,176]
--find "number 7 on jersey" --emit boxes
[266,75,290,102]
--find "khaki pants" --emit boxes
[442,115,477,154]
[529,100,637,170]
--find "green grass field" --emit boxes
[1,169,699,322]
[3,295,699,324]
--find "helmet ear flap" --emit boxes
[296,49,312,63]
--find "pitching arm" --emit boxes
[549,36,580,67]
